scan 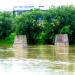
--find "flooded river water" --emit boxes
[0,45,75,75]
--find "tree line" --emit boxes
[0,6,75,44]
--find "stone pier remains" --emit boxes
[55,34,69,61]
[13,35,27,58]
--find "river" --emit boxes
[0,45,75,75]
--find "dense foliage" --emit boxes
[0,12,13,39]
[0,6,75,45]
[14,6,75,44]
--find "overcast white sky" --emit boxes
[0,0,75,11]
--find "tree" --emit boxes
[15,6,75,44]
[0,12,13,39]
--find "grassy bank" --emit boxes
[0,33,15,48]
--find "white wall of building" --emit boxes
[0,0,75,11]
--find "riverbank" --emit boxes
[0,33,15,48]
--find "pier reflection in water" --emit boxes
[14,45,75,73]
[0,45,75,75]
[0,34,75,75]
[55,34,69,61]
[13,35,28,59]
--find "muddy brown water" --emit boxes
[0,45,75,75]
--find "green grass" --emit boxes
[0,33,16,48]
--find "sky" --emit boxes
[0,0,75,11]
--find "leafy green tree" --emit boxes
[15,6,75,44]
[15,10,43,44]
[0,12,13,39]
